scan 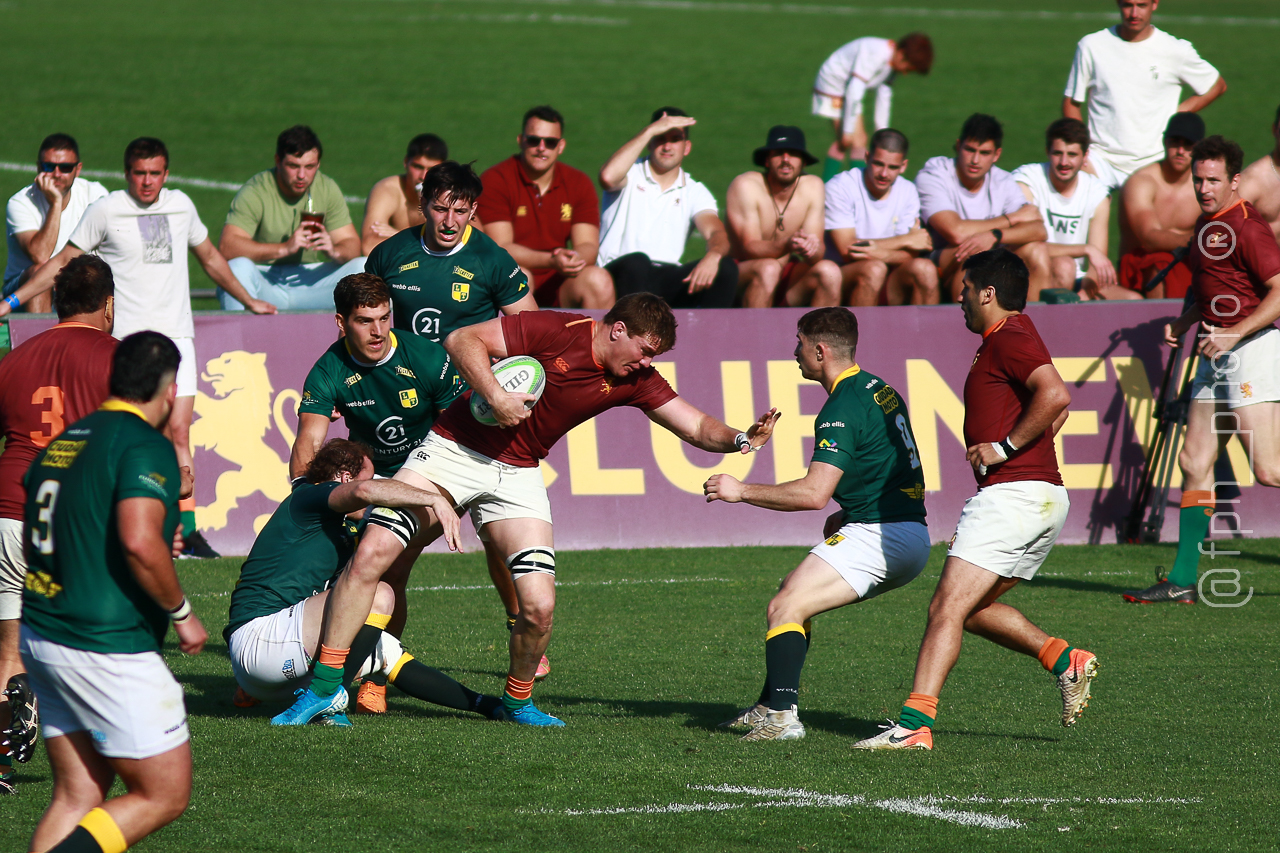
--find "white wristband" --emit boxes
[169,597,193,622]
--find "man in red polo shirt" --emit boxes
[0,255,120,793]
[478,106,614,309]
[1126,136,1280,604]
[855,248,1097,751]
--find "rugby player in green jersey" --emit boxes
[364,160,537,343]
[228,438,504,724]
[17,333,207,853]
[705,308,930,741]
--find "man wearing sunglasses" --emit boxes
[478,106,614,309]
[4,134,107,314]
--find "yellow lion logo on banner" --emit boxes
[192,351,300,534]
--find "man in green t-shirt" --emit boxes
[704,308,930,741]
[18,332,208,853]
[226,438,503,723]
[218,125,365,311]
[365,160,536,342]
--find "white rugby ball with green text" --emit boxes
[470,355,546,425]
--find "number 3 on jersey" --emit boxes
[30,480,61,555]
[895,413,921,470]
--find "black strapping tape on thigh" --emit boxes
[366,506,420,548]
[507,546,556,579]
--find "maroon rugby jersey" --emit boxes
[432,311,677,466]
[0,323,117,519]
[963,313,1063,488]
[1186,199,1280,330]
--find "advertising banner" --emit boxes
[11,302,1268,555]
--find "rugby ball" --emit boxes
[469,355,546,425]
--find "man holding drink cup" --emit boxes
[219,125,365,310]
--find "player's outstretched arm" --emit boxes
[704,460,842,512]
[647,398,780,453]
[118,496,207,654]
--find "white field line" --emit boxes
[187,575,733,599]
[535,784,1203,829]
[356,0,1280,27]
[0,161,364,204]
[354,10,629,24]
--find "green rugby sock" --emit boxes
[1052,648,1075,677]
[1168,491,1213,587]
[764,624,808,711]
[822,156,846,182]
[310,663,344,697]
[181,510,197,537]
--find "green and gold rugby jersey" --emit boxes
[299,331,465,476]
[811,365,927,526]
[365,223,530,342]
[224,481,351,640]
[22,402,181,654]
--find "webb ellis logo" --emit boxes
[192,351,299,535]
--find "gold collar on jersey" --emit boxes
[100,399,147,421]
[830,364,862,391]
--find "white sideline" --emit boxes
[0,161,364,204]
[357,0,1280,27]
[535,784,1205,829]
[187,575,734,599]
[354,10,629,25]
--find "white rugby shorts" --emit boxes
[809,520,931,601]
[1083,151,1132,192]
[21,625,189,759]
[948,481,1070,580]
[811,91,844,121]
[1191,327,1280,409]
[174,336,197,398]
[228,599,313,701]
[402,432,553,534]
[0,518,24,621]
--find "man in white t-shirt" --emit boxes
[1063,0,1225,191]
[916,114,1049,302]
[0,138,276,558]
[823,129,936,305]
[596,108,736,308]
[3,134,107,314]
[1013,119,1138,302]
[811,33,933,181]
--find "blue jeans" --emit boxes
[220,256,367,311]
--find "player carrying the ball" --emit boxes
[273,293,780,727]
[704,307,930,741]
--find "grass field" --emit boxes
[1,0,1278,308]
[3,2,1280,849]
[5,541,1277,851]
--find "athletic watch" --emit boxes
[991,228,1003,245]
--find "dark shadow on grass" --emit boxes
[1228,550,1280,567]
[1032,577,1138,594]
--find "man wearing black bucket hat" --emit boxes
[727,126,841,308]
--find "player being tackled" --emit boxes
[706,308,930,741]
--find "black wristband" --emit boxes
[998,437,1017,458]
[991,228,1003,244]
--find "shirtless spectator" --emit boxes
[1063,0,1225,191]
[726,126,840,307]
[916,113,1048,302]
[823,128,936,305]
[478,106,613,309]
[1239,104,1280,242]
[361,134,448,255]
[4,134,107,313]
[1013,119,1138,301]
[1118,112,1203,298]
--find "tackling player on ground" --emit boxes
[0,256,119,795]
[705,307,929,741]
[274,294,780,727]
[230,439,504,724]
[853,249,1097,751]
[17,332,207,853]
[1125,137,1280,604]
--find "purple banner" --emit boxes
[11,303,1271,555]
